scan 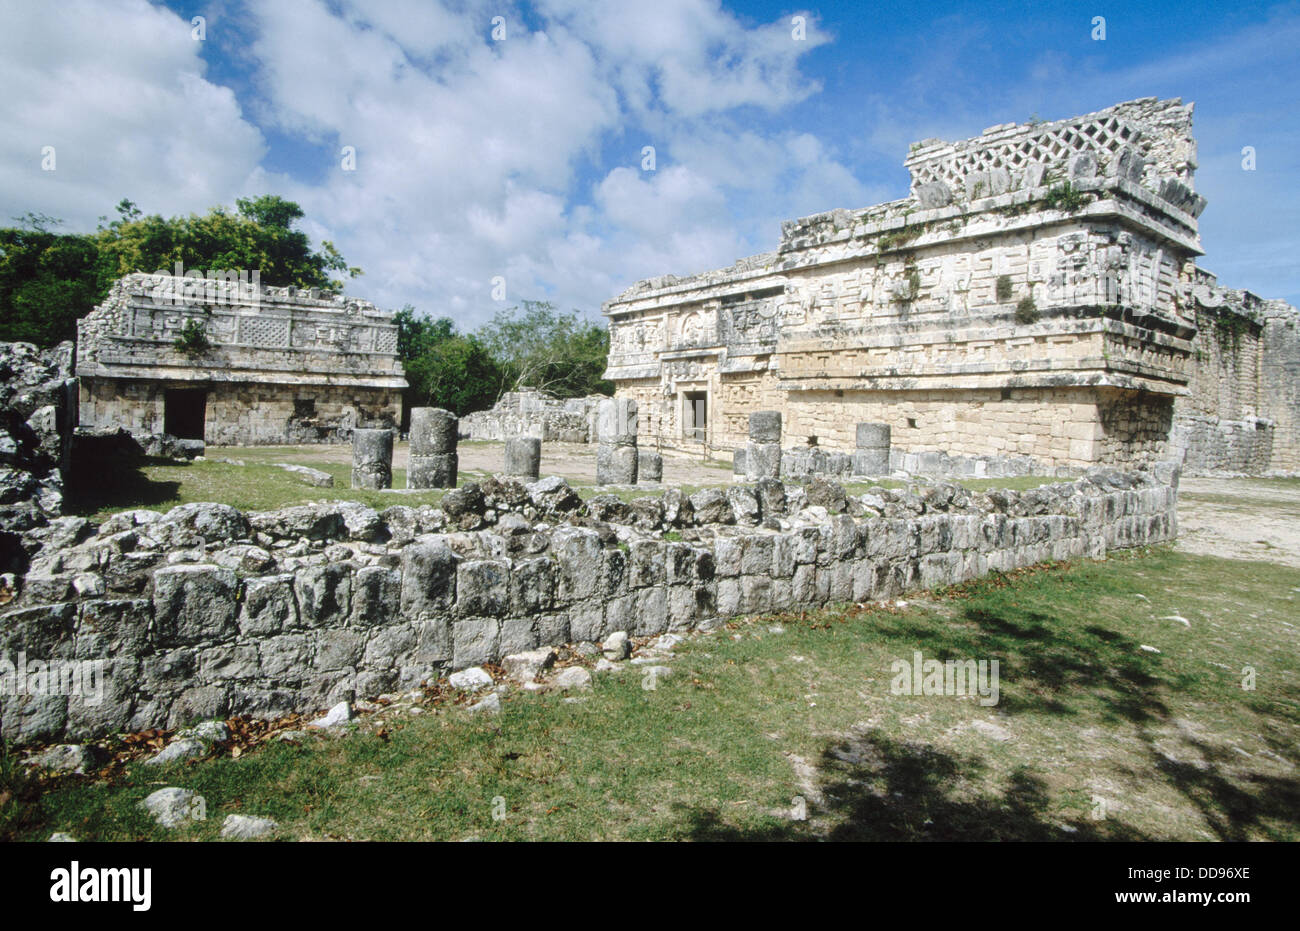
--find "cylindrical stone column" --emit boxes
[745,410,782,481]
[504,436,541,481]
[596,397,638,485]
[852,422,891,476]
[637,449,663,483]
[409,407,458,489]
[352,428,394,489]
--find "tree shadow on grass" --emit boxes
[862,603,1172,726]
[65,457,182,517]
[684,732,1151,841]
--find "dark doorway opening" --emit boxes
[164,388,207,440]
[683,391,707,442]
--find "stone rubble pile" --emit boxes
[0,341,77,539]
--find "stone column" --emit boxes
[637,449,663,483]
[852,422,891,476]
[744,411,782,481]
[504,436,541,481]
[595,397,638,485]
[408,407,458,489]
[352,428,394,489]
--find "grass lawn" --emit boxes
[68,440,1068,520]
[67,457,499,520]
[6,546,1297,841]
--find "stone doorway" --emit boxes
[683,390,708,442]
[164,387,207,440]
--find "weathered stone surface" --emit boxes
[309,700,354,728]
[351,429,394,489]
[461,389,601,443]
[601,630,631,661]
[154,503,251,544]
[502,647,556,682]
[23,743,94,775]
[221,814,278,840]
[596,397,638,446]
[504,437,541,481]
[449,665,493,691]
[274,463,333,487]
[689,488,733,525]
[140,788,205,829]
[552,666,592,691]
[748,411,782,443]
[144,737,206,766]
[596,444,638,485]
[745,442,781,481]
[636,449,663,483]
[152,565,239,646]
[409,453,458,489]
[409,407,458,456]
[526,475,583,514]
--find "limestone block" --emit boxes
[748,410,782,443]
[596,443,638,485]
[914,181,952,208]
[1068,153,1097,180]
[409,407,458,456]
[596,397,638,446]
[745,442,781,481]
[504,437,541,481]
[399,536,456,617]
[351,428,393,489]
[152,565,239,646]
[409,453,457,489]
[637,449,663,483]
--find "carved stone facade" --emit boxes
[77,274,407,445]
[603,97,1300,475]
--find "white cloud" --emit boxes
[0,0,265,228]
[0,0,871,325]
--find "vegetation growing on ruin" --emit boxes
[1207,309,1254,354]
[1015,296,1040,324]
[9,545,1298,842]
[996,275,1014,302]
[876,223,925,252]
[173,318,213,358]
[1043,182,1088,212]
[0,197,361,347]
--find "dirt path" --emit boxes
[1176,477,1300,567]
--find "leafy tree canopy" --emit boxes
[0,197,361,347]
[394,302,612,417]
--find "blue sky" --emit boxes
[2,0,1297,324]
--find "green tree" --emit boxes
[0,197,362,347]
[477,301,612,397]
[0,218,101,346]
[394,307,502,416]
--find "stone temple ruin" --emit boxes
[77,273,406,446]
[603,98,1300,477]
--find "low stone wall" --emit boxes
[774,446,1076,480]
[1171,414,1275,475]
[460,390,603,443]
[0,466,1179,744]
